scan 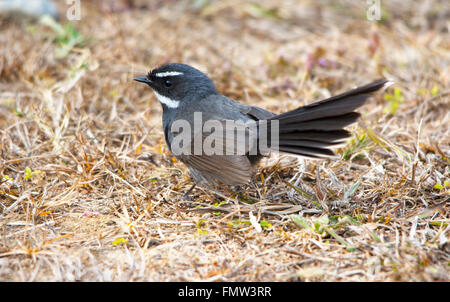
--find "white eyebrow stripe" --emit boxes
[153,91,180,108]
[154,71,184,77]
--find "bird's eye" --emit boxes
[164,79,173,88]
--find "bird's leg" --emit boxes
[182,183,197,201]
[230,185,260,204]
[250,180,262,200]
[229,185,242,197]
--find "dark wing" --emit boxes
[174,119,257,185]
[241,105,276,120]
[178,154,253,185]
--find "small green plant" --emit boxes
[1,175,12,184]
[362,126,411,160]
[212,201,227,215]
[213,201,227,207]
[196,219,208,235]
[344,179,362,201]
[384,87,404,114]
[342,133,369,160]
[431,85,439,96]
[24,167,41,180]
[290,214,357,251]
[14,108,25,117]
[433,183,443,190]
[246,3,280,19]
[228,220,251,228]
[112,237,128,246]
[227,219,272,230]
[40,16,87,58]
[259,220,272,230]
[433,180,449,190]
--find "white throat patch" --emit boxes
[154,91,180,108]
[154,71,184,77]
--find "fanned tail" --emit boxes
[269,79,391,158]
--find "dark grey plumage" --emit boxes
[135,63,389,186]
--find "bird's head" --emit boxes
[134,63,217,109]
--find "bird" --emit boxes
[134,63,389,192]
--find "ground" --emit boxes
[0,0,448,281]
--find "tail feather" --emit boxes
[279,112,360,132]
[272,79,389,123]
[279,129,351,142]
[269,79,389,159]
[278,146,335,158]
[279,139,343,149]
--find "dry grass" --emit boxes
[0,0,448,281]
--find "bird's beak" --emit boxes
[134,76,151,84]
